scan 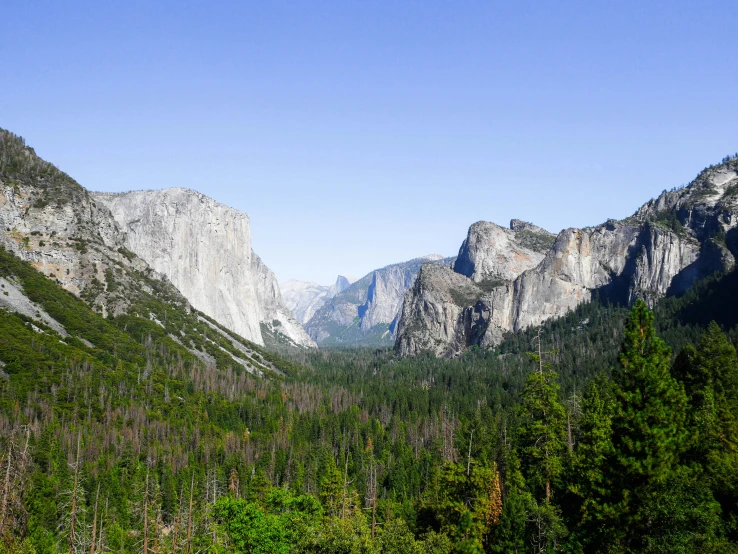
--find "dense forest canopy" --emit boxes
[1,244,738,553]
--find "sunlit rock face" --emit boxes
[0,131,161,318]
[94,189,315,348]
[396,160,738,357]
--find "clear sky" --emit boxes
[2,1,737,284]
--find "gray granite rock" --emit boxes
[94,189,315,348]
[396,160,738,357]
[281,275,354,324]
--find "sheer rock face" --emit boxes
[395,264,494,357]
[94,189,315,348]
[454,221,553,282]
[250,252,317,348]
[1,183,140,311]
[396,160,738,357]
[359,264,426,331]
[305,255,455,346]
[281,275,354,324]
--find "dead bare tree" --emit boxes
[89,483,100,554]
[58,433,89,554]
[185,474,194,554]
[0,425,31,538]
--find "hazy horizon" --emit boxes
[3,1,737,283]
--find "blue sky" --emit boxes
[2,1,737,284]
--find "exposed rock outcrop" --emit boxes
[251,252,318,348]
[305,255,454,346]
[396,160,738,357]
[94,189,316,349]
[0,128,301,374]
[454,220,554,282]
[0,130,315,350]
[0,130,159,318]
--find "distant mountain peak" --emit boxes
[304,255,455,346]
[281,274,356,325]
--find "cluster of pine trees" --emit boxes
[2,234,738,552]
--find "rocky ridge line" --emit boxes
[396,159,738,357]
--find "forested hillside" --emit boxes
[1,243,738,552]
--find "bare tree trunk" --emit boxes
[89,483,101,554]
[186,474,194,554]
[466,429,474,476]
[537,329,543,374]
[172,484,184,554]
[143,469,150,554]
[341,450,349,520]
[0,442,12,534]
[546,477,551,503]
[97,496,108,554]
[371,464,377,539]
[69,433,82,554]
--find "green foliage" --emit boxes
[516,229,557,252]
[0,128,86,208]
[486,453,532,553]
[424,463,497,552]
[633,473,729,554]
[566,380,615,542]
[519,361,567,502]
[2,243,738,551]
[614,300,688,479]
[214,489,322,554]
[673,323,738,540]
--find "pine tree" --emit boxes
[609,300,688,537]
[518,337,566,503]
[487,452,531,554]
[673,322,738,539]
[565,380,616,548]
[319,455,345,518]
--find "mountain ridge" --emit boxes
[0,128,314,352]
[93,188,316,349]
[396,156,738,357]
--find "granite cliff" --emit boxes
[0,130,156,318]
[0,128,314,352]
[396,158,738,357]
[93,189,316,349]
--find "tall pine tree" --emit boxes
[519,339,566,503]
[609,300,688,539]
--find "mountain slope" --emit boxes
[396,157,738,357]
[93,189,316,349]
[0,129,170,319]
[0,128,313,354]
[304,255,454,346]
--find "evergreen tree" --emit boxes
[565,380,616,548]
[609,301,689,541]
[518,341,566,502]
[431,462,497,553]
[673,322,738,539]
[487,452,532,554]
